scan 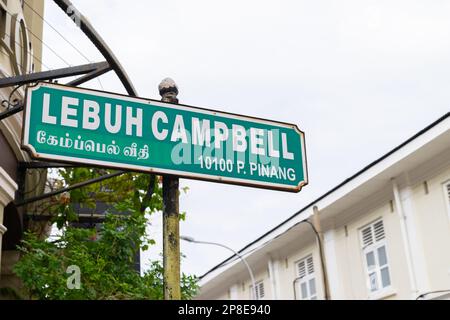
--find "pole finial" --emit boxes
[159,77,178,102]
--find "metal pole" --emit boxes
[159,78,181,300]
[181,236,258,300]
[312,206,331,300]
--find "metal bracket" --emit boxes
[67,62,112,86]
[26,213,106,223]
[0,61,110,88]
[14,171,126,207]
[18,161,85,170]
[0,62,111,122]
[0,103,23,121]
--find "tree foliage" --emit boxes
[13,168,198,299]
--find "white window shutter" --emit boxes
[373,220,385,242]
[361,226,373,248]
[360,219,392,295]
[298,260,306,278]
[361,219,385,248]
[296,255,316,300]
[258,282,265,298]
[251,281,264,299]
[446,182,450,203]
[306,256,314,275]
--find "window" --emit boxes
[250,281,265,300]
[444,181,450,222]
[296,255,317,300]
[360,219,391,294]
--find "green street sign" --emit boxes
[22,82,308,192]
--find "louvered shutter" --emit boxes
[296,255,316,300]
[298,260,306,278]
[361,219,385,249]
[373,220,385,242]
[251,281,265,299]
[306,256,314,275]
[258,282,265,298]
[361,226,373,248]
[446,183,450,203]
[297,256,314,277]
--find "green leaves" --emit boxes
[55,168,164,223]
[14,167,197,299]
[14,199,198,300]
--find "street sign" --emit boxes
[22,82,308,192]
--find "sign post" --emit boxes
[159,78,181,300]
[22,82,308,192]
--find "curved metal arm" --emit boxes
[53,0,137,96]
[292,276,304,300]
[300,219,329,300]
[190,240,258,300]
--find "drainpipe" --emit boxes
[312,206,331,300]
[392,178,418,296]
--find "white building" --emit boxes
[197,112,450,300]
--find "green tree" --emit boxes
[13,168,197,299]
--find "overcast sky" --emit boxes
[41,0,450,276]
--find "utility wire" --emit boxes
[203,218,312,272]
[0,66,14,80]
[2,31,52,71]
[5,9,72,67]
[23,0,105,90]
[23,0,92,63]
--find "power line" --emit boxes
[23,0,105,90]
[200,218,316,277]
[0,65,14,79]
[2,31,52,71]
[96,76,105,90]
[23,0,92,63]
[5,8,72,67]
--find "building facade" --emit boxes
[0,0,44,295]
[197,113,450,300]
